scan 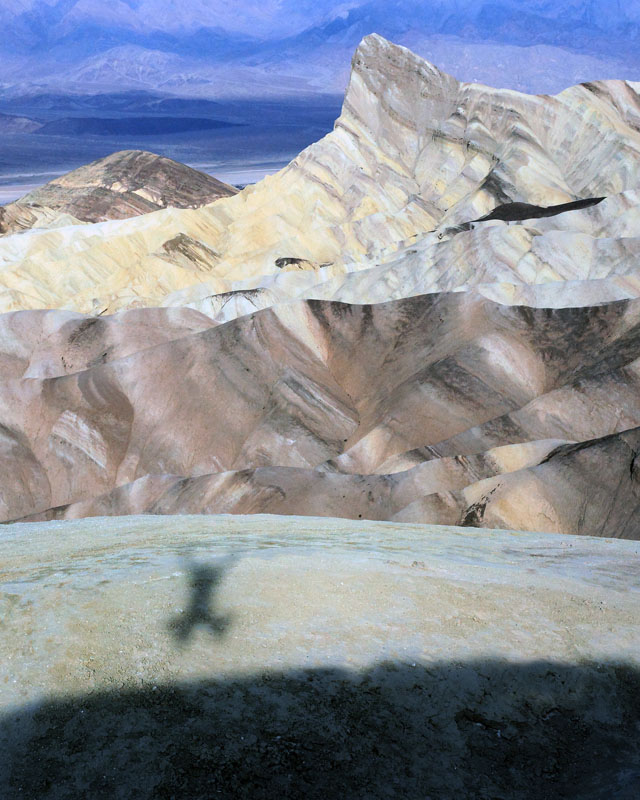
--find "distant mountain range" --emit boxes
[0,111,42,133]
[1,1,640,98]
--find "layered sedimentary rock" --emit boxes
[0,36,639,536]
[2,293,640,536]
[0,306,217,379]
[19,431,640,539]
[0,150,238,237]
[0,36,639,313]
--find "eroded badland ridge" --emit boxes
[0,34,640,536]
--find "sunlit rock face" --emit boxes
[0,36,639,536]
[0,36,639,313]
[0,150,238,238]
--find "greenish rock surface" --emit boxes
[1,514,639,798]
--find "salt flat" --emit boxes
[0,182,49,204]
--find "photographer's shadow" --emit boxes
[167,556,235,645]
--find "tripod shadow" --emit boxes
[167,555,235,645]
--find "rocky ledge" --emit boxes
[1,514,639,799]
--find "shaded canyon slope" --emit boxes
[0,150,238,237]
[0,36,639,537]
[3,293,640,537]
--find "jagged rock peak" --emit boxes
[349,33,458,92]
[0,37,639,316]
[338,34,640,208]
[342,34,460,141]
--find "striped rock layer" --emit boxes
[0,36,640,536]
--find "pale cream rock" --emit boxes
[0,36,638,314]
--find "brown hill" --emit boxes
[0,149,238,235]
[2,292,640,536]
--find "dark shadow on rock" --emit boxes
[472,197,606,223]
[440,197,607,239]
[168,556,235,645]
[1,660,639,799]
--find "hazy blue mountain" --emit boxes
[0,112,42,133]
[1,1,639,98]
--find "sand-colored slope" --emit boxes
[13,438,565,524]
[394,428,640,538]
[14,428,640,538]
[0,306,216,379]
[456,428,640,537]
[3,293,640,533]
[424,355,640,460]
[0,36,639,313]
[155,187,640,327]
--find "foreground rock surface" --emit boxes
[1,514,639,798]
